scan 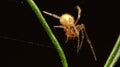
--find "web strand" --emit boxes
[0,36,55,48]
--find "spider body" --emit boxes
[64,26,77,39]
[59,13,78,39]
[43,6,97,61]
[60,14,75,26]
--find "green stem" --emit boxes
[26,0,68,67]
[104,34,120,67]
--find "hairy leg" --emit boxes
[81,24,97,61]
[53,25,65,29]
[43,11,60,19]
[77,29,85,53]
[77,34,80,53]
[75,6,81,25]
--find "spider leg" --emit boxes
[77,34,80,53]
[81,24,97,61]
[54,25,69,43]
[65,37,68,43]
[53,25,65,29]
[43,11,60,19]
[75,6,81,25]
[77,29,85,53]
[54,25,68,43]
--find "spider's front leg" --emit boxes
[75,6,81,25]
[43,11,60,19]
[54,25,69,43]
[53,25,65,29]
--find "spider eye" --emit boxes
[60,14,74,26]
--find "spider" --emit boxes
[43,5,97,61]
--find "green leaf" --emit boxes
[104,34,120,67]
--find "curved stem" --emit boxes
[26,0,68,67]
[104,34,120,67]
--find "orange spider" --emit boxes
[43,6,97,61]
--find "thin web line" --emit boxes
[0,36,55,48]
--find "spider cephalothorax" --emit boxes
[43,6,97,61]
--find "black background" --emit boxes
[2,0,120,67]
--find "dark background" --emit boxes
[2,0,120,67]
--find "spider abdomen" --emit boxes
[64,26,77,39]
[60,14,75,26]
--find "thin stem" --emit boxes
[26,0,68,67]
[104,34,120,67]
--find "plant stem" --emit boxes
[26,0,68,67]
[104,34,120,67]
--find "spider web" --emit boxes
[0,36,55,49]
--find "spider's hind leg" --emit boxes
[65,37,69,43]
[81,24,97,61]
[77,25,85,54]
